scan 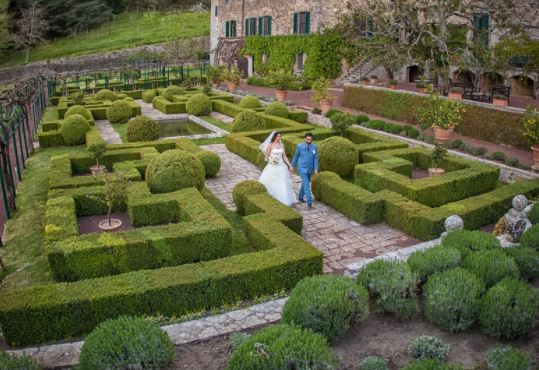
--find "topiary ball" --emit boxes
[226,324,336,370]
[78,316,174,370]
[231,111,265,133]
[462,249,519,288]
[282,275,370,341]
[519,224,539,250]
[441,230,501,258]
[142,90,157,103]
[94,89,117,101]
[503,247,539,281]
[407,245,461,283]
[318,136,357,177]
[0,351,40,370]
[238,95,262,109]
[423,268,483,332]
[196,151,221,178]
[186,93,212,116]
[401,359,463,370]
[484,345,532,370]
[146,149,205,193]
[60,114,89,145]
[127,115,160,142]
[106,100,132,124]
[265,101,289,118]
[358,356,389,370]
[478,278,539,339]
[65,104,92,121]
[357,259,418,319]
[232,180,267,214]
[163,85,184,101]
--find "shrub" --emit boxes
[127,115,160,142]
[358,356,389,370]
[503,247,539,280]
[238,95,262,109]
[505,157,520,167]
[325,108,342,119]
[196,151,221,178]
[484,345,532,370]
[479,278,539,339]
[357,259,418,319]
[366,120,385,130]
[106,100,132,124]
[490,151,506,161]
[164,85,184,101]
[94,89,117,101]
[471,146,488,156]
[448,139,463,149]
[441,230,501,258]
[312,107,322,115]
[124,97,134,101]
[232,180,267,214]
[78,316,174,370]
[319,136,357,177]
[226,324,336,370]
[331,112,356,137]
[65,105,92,121]
[409,335,450,360]
[404,125,420,138]
[0,351,40,370]
[142,90,157,103]
[146,149,205,193]
[229,332,251,352]
[423,268,483,332]
[186,93,212,116]
[407,245,461,282]
[282,275,369,341]
[401,359,463,370]
[356,115,370,124]
[527,202,539,224]
[520,224,539,250]
[462,249,519,288]
[60,114,89,145]
[382,123,402,134]
[265,101,289,118]
[231,111,265,133]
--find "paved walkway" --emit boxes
[138,99,189,120]
[203,144,418,274]
[211,111,234,124]
[95,120,122,144]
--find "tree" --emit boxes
[0,0,10,51]
[101,173,128,227]
[11,1,47,63]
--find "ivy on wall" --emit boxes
[242,31,345,80]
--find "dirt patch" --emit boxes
[77,213,134,234]
[412,168,430,179]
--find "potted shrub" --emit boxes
[523,107,539,170]
[269,69,295,102]
[370,75,379,84]
[360,76,369,85]
[311,78,335,114]
[417,92,466,143]
[492,94,508,107]
[429,144,448,177]
[98,173,128,231]
[388,79,398,90]
[448,87,464,100]
[416,76,428,93]
[223,66,242,92]
[88,141,107,175]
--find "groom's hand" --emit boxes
[314,170,318,176]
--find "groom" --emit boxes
[291,133,319,208]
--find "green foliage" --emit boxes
[357,356,389,370]
[441,230,501,258]
[0,0,9,52]
[356,259,418,319]
[186,93,212,116]
[268,69,296,90]
[164,85,184,101]
[401,359,463,370]
[356,115,370,124]
[503,247,539,281]
[106,100,132,124]
[409,335,450,360]
[226,324,336,370]
[231,111,265,133]
[463,249,519,288]
[229,332,251,352]
[318,136,357,177]
[238,95,262,109]
[65,105,92,121]
[490,151,506,161]
[407,245,461,282]
[196,151,221,178]
[479,278,539,339]
[142,90,157,103]
[232,180,267,214]
[146,149,205,193]
[423,268,483,332]
[484,345,532,370]
[247,75,311,90]
[282,275,369,341]
[330,112,356,137]
[311,77,335,104]
[520,224,539,250]
[418,92,466,130]
[431,144,448,168]
[87,141,106,167]
[102,172,128,224]
[325,109,342,119]
[382,123,402,134]
[223,66,242,84]
[366,120,385,130]
[94,88,117,101]
[78,316,174,370]
[60,114,89,145]
[527,202,539,224]
[127,115,160,142]
[402,125,420,138]
[265,101,289,118]
[0,351,40,370]
[522,107,539,145]
[206,64,226,83]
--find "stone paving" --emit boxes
[138,99,189,120]
[95,120,122,144]
[210,111,234,124]
[203,143,418,274]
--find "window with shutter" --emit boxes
[293,12,298,34]
[231,20,236,37]
[225,21,230,38]
[245,18,249,36]
[473,12,489,47]
[250,18,257,35]
[295,12,310,35]
[258,17,263,35]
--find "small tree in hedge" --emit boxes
[101,173,128,227]
[431,144,448,168]
[330,112,356,136]
[87,141,106,170]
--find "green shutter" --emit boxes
[268,16,272,36]
[293,12,298,34]
[253,18,257,35]
[245,18,249,36]
[305,12,310,34]
[258,17,263,35]
[225,21,230,38]
[231,20,236,37]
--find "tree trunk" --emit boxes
[25,47,30,64]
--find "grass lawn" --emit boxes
[0,11,210,67]
[201,115,232,133]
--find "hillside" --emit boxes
[0,11,210,68]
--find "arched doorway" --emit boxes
[481,72,504,91]
[237,56,249,78]
[407,66,421,83]
[510,75,535,97]
[453,70,474,86]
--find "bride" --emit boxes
[259,131,296,206]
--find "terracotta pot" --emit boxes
[417,87,425,94]
[370,78,379,85]
[90,164,106,176]
[360,80,369,86]
[389,85,397,90]
[98,218,122,231]
[428,167,446,177]
[212,80,221,88]
[226,81,238,92]
[493,98,508,107]
[275,89,288,102]
[448,92,463,100]
[319,98,333,114]
[432,126,454,143]
[532,145,539,170]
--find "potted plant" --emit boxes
[523,107,539,170]
[206,65,226,88]
[417,91,466,143]
[448,87,464,100]
[429,144,448,177]
[223,66,242,92]
[88,141,107,175]
[269,69,295,102]
[416,76,427,93]
[492,94,508,107]
[360,76,369,85]
[388,79,398,90]
[370,75,379,84]
[311,78,335,114]
[98,173,128,231]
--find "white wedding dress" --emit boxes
[259,147,296,206]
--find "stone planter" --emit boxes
[90,165,106,176]
[319,99,333,114]
[532,145,539,171]
[226,81,238,92]
[493,98,508,107]
[98,218,122,231]
[428,167,446,177]
[275,89,288,102]
[448,92,463,100]
[432,126,454,143]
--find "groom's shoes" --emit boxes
[308,203,313,209]
[298,198,306,203]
